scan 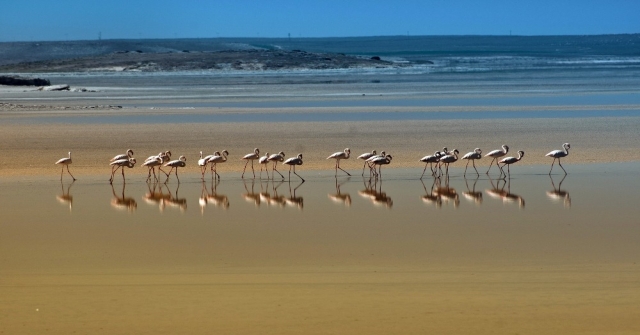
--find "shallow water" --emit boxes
[3,162,639,270]
[2,163,640,334]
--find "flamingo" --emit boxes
[485,145,509,174]
[370,154,392,178]
[419,151,442,178]
[498,150,524,177]
[207,150,229,180]
[357,150,377,176]
[144,152,163,163]
[241,148,260,178]
[435,147,450,175]
[144,152,165,179]
[327,148,351,176]
[142,156,164,182]
[258,152,270,179]
[461,148,482,176]
[110,149,134,162]
[164,155,186,183]
[283,153,304,182]
[109,158,136,184]
[546,143,570,175]
[365,151,386,176]
[439,149,459,176]
[55,151,76,181]
[268,151,286,180]
[197,151,209,179]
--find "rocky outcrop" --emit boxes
[38,84,70,91]
[0,75,50,86]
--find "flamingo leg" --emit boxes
[420,163,429,179]
[251,160,255,178]
[164,167,174,183]
[67,165,75,180]
[549,158,556,174]
[361,161,368,176]
[121,166,125,183]
[110,165,121,184]
[175,167,180,183]
[558,158,567,174]
[60,166,64,181]
[486,158,496,174]
[293,165,305,182]
[464,160,470,176]
[273,162,284,179]
[158,166,169,177]
[242,160,249,178]
[214,164,220,180]
[337,161,351,176]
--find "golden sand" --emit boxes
[1,107,639,177]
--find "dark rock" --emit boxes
[0,75,50,86]
[38,84,70,91]
[370,56,381,61]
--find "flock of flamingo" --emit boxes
[54,143,571,183]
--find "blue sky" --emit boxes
[1,0,638,41]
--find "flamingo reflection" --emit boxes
[200,179,230,214]
[547,174,571,208]
[328,177,352,207]
[486,176,525,208]
[266,180,287,208]
[142,181,171,212]
[284,180,305,210]
[463,176,483,206]
[434,175,459,208]
[242,179,261,208]
[359,177,392,209]
[420,178,442,208]
[161,183,187,212]
[111,183,137,212]
[56,179,75,212]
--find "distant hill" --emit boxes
[2,35,638,66]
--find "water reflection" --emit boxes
[328,177,351,207]
[161,183,187,212]
[547,175,571,208]
[199,179,230,214]
[56,180,74,212]
[434,176,460,208]
[142,181,169,211]
[241,179,261,207]
[359,177,393,209]
[284,180,305,210]
[463,176,483,206]
[44,171,581,215]
[420,178,442,208]
[111,183,137,212]
[486,176,525,209]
